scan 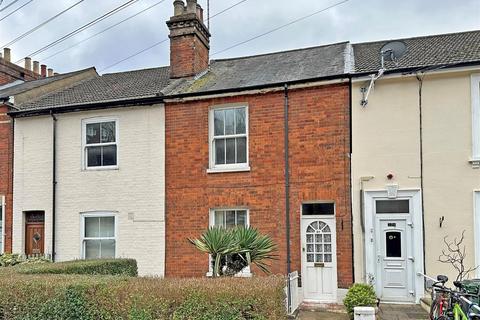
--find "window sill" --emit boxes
[206,271,252,278]
[470,159,480,169]
[207,166,251,174]
[83,166,119,172]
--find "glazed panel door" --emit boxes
[301,217,337,302]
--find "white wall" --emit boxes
[352,70,480,285]
[13,105,165,276]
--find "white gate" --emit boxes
[286,271,300,315]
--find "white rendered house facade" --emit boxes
[12,104,166,276]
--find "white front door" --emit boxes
[364,191,424,303]
[301,217,337,302]
[376,217,414,302]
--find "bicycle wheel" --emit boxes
[430,295,447,320]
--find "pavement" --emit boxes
[297,304,428,320]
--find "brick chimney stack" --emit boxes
[24,57,32,71]
[166,0,210,78]
[33,61,40,74]
[40,64,47,77]
[3,48,11,62]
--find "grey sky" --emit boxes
[0,0,478,74]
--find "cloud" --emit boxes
[0,0,478,74]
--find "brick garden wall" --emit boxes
[0,105,13,253]
[165,83,353,288]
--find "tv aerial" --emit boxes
[361,40,407,107]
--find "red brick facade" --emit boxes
[0,57,39,86]
[0,104,13,253]
[165,83,353,288]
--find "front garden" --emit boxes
[0,227,286,319]
[0,258,286,319]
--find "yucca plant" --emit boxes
[233,227,277,274]
[188,226,240,277]
[188,226,277,277]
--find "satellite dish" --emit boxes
[380,41,407,67]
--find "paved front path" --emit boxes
[378,304,428,320]
[297,304,428,319]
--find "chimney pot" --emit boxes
[24,57,32,71]
[186,0,196,13]
[196,4,203,21]
[47,68,53,77]
[40,64,47,77]
[173,0,185,16]
[33,61,40,74]
[3,48,11,62]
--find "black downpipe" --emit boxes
[416,74,427,282]
[348,77,355,283]
[50,111,57,261]
[284,84,292,310]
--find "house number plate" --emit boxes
[314,262,325,268]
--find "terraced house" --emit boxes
[7,0,353,303]
[5,0,479,308]
[350,31,480,304]
[0,50,94,255]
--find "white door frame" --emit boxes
[363,189,424,303]
[300,215,338,303]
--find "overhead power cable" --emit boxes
[16,0,141,63]
[0,0,86,49]
[39,0,168,62]
[99,0,250,72]
[0,0,34,22]
[212,0,350,56]
[0,0,21,12]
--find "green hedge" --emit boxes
[0,270,286,319]
[15,259,137,277]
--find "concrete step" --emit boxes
[420,296,432,314]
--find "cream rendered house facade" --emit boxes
[11,68,169,276]
[351,31,480,303]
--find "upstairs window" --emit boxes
[209,106,249,172]
[472,74,480,167]
[82,118,118,169]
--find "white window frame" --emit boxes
[82,117,119,171]
[80,212,117,259]
[471,74,480,168]
[207,105,250,173]
[0,196,4,254]
[207,208,251,277]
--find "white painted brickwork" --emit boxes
[13,105,166,276]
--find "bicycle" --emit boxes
[430,275,480,320]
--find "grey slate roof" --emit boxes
[18,66,171,110]
[353,30,480,73]
[12,29,480,113]
[0,68,95,99]
[169,42,349,95]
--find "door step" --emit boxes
[419,296,432,313]
[300,302,347,314]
